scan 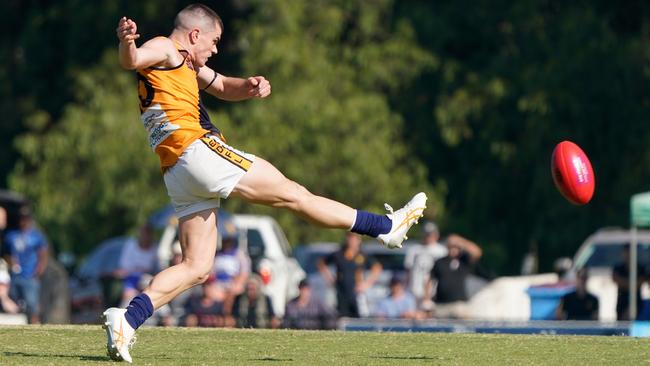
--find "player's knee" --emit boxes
[183,259,214,285]
[282,181,312,208]
[195,272,211,285]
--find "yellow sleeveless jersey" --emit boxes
[136,40,210,170]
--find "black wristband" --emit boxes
[202,71,218,91]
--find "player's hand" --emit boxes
[246,76,271,98]
[117,16,140,44]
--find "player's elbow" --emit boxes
[120,60,138,70]
[119,54,139,70]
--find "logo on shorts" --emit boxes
[200,137,252,171]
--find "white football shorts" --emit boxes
[163,135,256,218]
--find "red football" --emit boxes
[551,141,595,205]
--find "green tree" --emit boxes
[9,0,442,252]
[396,0,649,273]
[9,51,167,253]
[217,0,442,243]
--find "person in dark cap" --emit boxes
[3,206,49,323]
[283,279,336,329]
[404,221,448,311]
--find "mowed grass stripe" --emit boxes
[0,325,649,365]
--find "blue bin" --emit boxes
[526,285,575,320]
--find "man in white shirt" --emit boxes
[404,221,447,311]
[117,224,158,306]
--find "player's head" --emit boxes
[174,4,223,67]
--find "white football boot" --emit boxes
[102,308,136,363]
[377,192,427,249]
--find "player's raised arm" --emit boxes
[117,17,170,70]
[197,66,271,101]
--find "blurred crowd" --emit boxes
[3,199,650,328]
[0,199,490,328]
[115,220,486,328]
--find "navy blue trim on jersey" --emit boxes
[198,94,221,135]
[149,50,189,71]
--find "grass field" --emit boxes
[1,325,649,365]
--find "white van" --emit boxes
[232,215,305,317]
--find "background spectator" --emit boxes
[0,258,19,313]
[3,206,48,323]
[556,268,599,320]
[372,276,418,319]
[317,232,382,318]
[429,234,482,319]
[213,217,250,314]
[612,245,645,320]
[404,221,447,311]
[0,206,19,313]
[0,206,6,248]
[232,275,279,329]
[283,279,336,330]
[184,276,228,327]
[116,223,158,307]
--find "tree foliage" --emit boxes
[9,52,167,252]
[212,0,440,243]
[395,0,649,272]
[3,0,648,274]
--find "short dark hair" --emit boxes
[174,3,223,31]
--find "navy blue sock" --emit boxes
[351,210,392,237]
[124,293,154,330]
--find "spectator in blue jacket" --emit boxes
[3,207,48,323]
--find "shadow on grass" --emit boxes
[3,351,108,362]
[371,355,436,360]
[250,357,294,361]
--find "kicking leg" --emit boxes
[230,157,427,248]
[230,158,356,229]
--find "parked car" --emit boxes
[232,215,305,317]
[465,227,650,321]
[293,241,411,317]
[571,227,650,321]
[573,228,650,270]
